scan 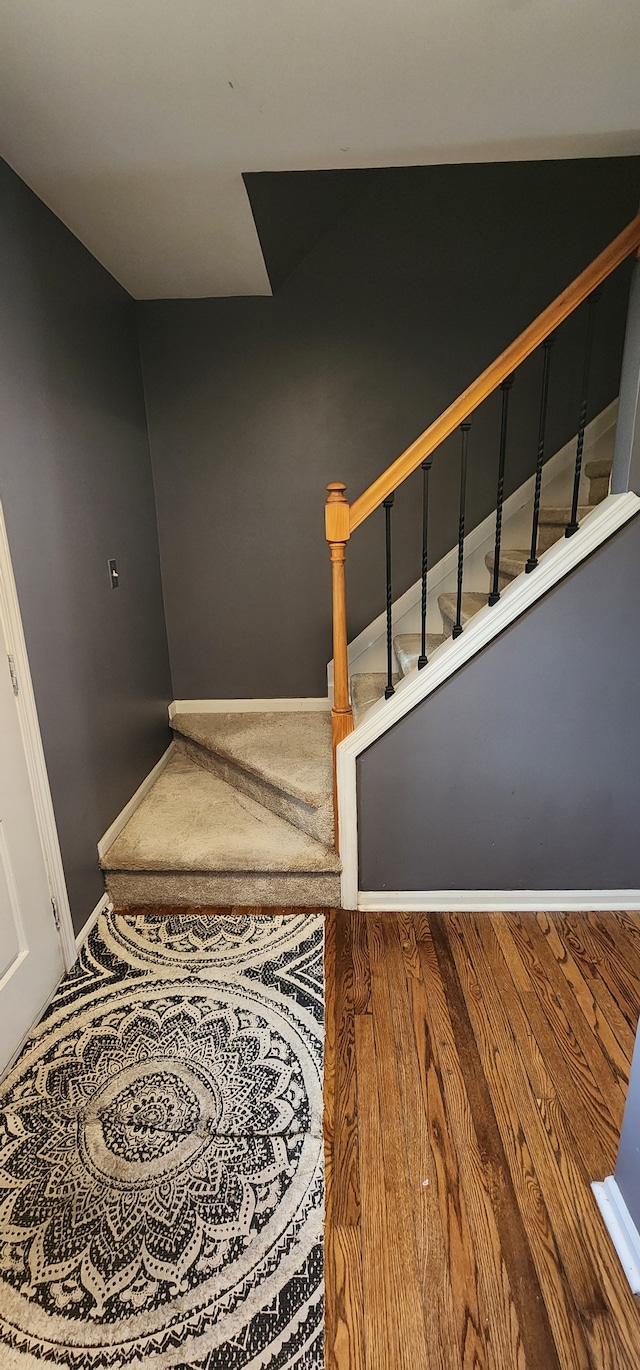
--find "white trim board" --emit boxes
[358,891,640,912]
[97,743,175,860]
[0,500,76,970]
[592,1178,640,1295]
[169,697,330,719]
[329,399,618,687]
[75,892,112,953]
[337,491,640,909]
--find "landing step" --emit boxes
[171,710,333,845]
[101,753,340,907]
[394,633,447,676]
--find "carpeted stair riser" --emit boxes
[438,590,487,636]
[485,548,529,591]
[535,504,594,552]
[173,733,333,846]
[105,869,341,907]
[350,671,400,723]
[393,632,447,676]
[585,457,611,505]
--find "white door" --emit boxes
[0,608,64,1075]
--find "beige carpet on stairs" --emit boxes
[348,454,612,725]
[101,714,340,908]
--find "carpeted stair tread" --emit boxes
[584,457,612,479]
[393,633,447,676]
[438,590,488,632]
[485,547,530,581]
[535,503,596,551]
[171,710,332,809]
[538,503,593,524]
[102,754,340,875]
[350,671,399,724]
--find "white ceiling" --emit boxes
[0,0,638,299]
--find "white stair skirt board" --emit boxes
[358,891,640,913]
[97,744,175,860]
[328,400,618,690]
[0,502,76,970]
[169,698,330,719]
[337,492,640,910]
[592,1178,640,1295]
[74,892,112,954]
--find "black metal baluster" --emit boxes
[566,288,601,537]
[417,459,432,668]
[526,337,554,573]
[452,424,471,639]
[488,375,514,605]
[383,493,395,697]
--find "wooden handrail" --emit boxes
[349,211,640,531]
[325,211,640,852]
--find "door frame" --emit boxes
[0,498,76,971]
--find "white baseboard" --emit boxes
[357,890,640,912]
[75,892,112,953]
[169,698,331,719]
[592,1177,640,1295]
[97,744,175,860]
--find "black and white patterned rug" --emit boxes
[0,911,325,1369]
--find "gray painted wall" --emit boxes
[137,158,640,700]
[358,516,640,891]
[0,157,172,932]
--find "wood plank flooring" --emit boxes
[325,910,640,1370]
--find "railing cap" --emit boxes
[326,482,348,502]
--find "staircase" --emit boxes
[101,711,340,907]
[349,456,611,723]
[101,215,640,909]
[101,455,610,908]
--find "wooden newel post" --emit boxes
[325,482,354,851]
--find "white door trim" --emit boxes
[0,501,76,970]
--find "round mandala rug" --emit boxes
[0,911,325,1369]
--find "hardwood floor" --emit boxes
[324,910,640,1370]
